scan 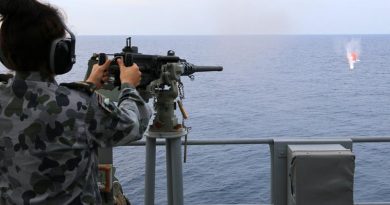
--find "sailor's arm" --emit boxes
[85,59,151,147]
[86,85,151,147]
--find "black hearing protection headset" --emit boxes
[49,25,76,74]
[0,24,76,75]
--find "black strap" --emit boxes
[60,81,96,96]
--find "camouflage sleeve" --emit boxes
[86,84,152,147]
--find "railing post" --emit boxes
[145,137,156,205]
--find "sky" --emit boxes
[44,0,390,35]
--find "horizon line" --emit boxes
[76,33,390,36]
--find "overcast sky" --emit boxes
[46,0,390,35]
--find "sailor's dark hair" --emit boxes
[0,0,65,72]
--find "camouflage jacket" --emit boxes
[0,72,151,205]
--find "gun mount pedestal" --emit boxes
[145,63,188,205]
[85,37,223,205]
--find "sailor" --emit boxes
[0,0,151,204]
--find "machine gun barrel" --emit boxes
[181,63,223,76]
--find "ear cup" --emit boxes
[49,38,73,75]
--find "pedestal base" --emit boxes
[145,130,186,205]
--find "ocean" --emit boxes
[2,35,390,204]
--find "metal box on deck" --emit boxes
[287,144,355,205]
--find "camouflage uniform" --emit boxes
[0,71,151,205]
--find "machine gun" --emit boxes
[86,37,223,102]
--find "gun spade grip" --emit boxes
[124,53,134,67]
[98,53,107,65]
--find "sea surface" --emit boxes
[2,35,390,204]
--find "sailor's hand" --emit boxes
[118,58,141,87]
[86,58,111,89]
